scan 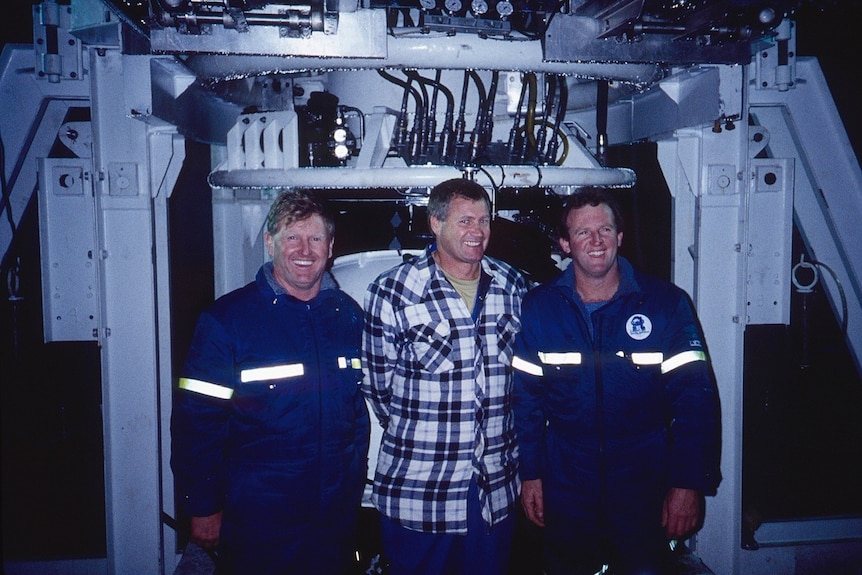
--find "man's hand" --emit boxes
[190,511,223,550]
[661,487,703,540]
[521,478,546,528]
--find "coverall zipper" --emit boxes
[593,314,608,534]
[307,301,324,519]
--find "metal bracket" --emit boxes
[37,157,99,341]
[33,0,84,83]
[755,17,797,92]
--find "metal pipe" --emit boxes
[182,35,664,83]
[208,164,636,189]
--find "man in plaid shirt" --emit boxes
[362,178,528,575]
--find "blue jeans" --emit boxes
[380,477,515,575]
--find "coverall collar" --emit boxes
[260,261,338,300]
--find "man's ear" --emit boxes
[264,231,274,258]
[559,236,571,255]
[429,215,441,237]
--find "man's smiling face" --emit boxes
[430,195,491,274]
[265,213,333,301]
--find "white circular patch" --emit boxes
[626,314,652,340]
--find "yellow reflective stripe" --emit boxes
[661,350,707,374]
[631,352,664,365]
[538,351,582,365]
[338,357,362,370]
[178,378,234,400]
[240,363,304,383]
[512,355,544,377]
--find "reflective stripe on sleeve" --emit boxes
[240,363,304,383]
[661,350,707,374]
[538,351,582,365]
[178,378,234,400]
[512,355,544,377]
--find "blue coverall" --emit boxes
[171,265,370,575]
[512,258,721,575]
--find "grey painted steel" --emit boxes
[181,34,664,83]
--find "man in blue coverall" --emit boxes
[171,190,369,574]
[512,187,721,575]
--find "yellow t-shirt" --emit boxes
[442,270,480,314]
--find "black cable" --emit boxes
[404,76,425,161]
[402,72,429,157]
[508,73,529,161]
[403,70,429,114]
[1,134,17,238]
[469,71,494,163]
[404,70,455,157]
[535,74,555,163]
[339,105,365,141]
[477,164,505,198]
[547,74,568,164]
[596,79,609,166]
[521,72,538,161]
[434,69,456,162]
[455,71,471,146]
[811,260,849,335]
[377,70,425,161]
[427,72,440,153]
[1,131,25,364]
[468,70,487,107]
[481,70,499,147]
[476,164,501,218]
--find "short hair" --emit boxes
[265,190,335,237]
[427,178,491,222]
[559,187,625,237]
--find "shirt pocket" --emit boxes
[400,316,456,376]
[495,312,520,366]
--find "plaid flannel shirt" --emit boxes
[362,247,527,533]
